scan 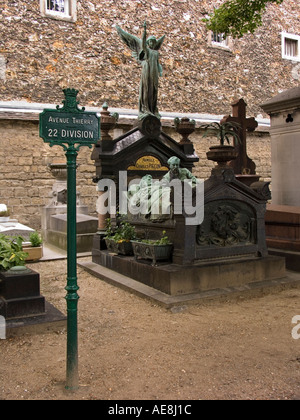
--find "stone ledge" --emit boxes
[78,259,298,309]
[90,250,286,295]
[5,301,67,337]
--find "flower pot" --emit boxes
[105,238,133,255]
[206,145,238,167]
[174,117,196,144]
[23,245,43,262]
[131,240,173,266]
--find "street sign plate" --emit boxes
[39,89,100,147]
[40,110,100,144]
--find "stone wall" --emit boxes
[0,115,271,230]
[165,126,271,182]
[0,0,296,229]
[0,118,96,230]
[0,0,299,117]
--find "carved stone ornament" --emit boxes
[196,201,256,247]
[174,117,196,144]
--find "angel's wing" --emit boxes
[154,35,165,51]
[116,25,142,62]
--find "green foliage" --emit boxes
[104,217,114,238]
[0,209,10,217]
[139,230,172,245]
[29,231,43,247]
[203,0,284,38]
[105,217,136,242]
[201,121,241,145]
[0,234,28,271]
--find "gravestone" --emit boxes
[221,98,259,186]
[41,161,98,252]
[262,87,300,270]
[0,220,34,241]
[48,213,98,253]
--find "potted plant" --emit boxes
[201,121,241,166]
[0,204,10,222]
[104,217,136,255]
[131,230,173,266]
[23,231,43,262]
[0,234,29,271]
[0,233,46,320]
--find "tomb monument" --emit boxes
[262,87,300,270]
[80,22,292,306]
[41,160,98,252]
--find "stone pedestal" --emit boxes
[262,87,300,270]
[0,268,45,319]
[265,204,300,271]
[92,250,285,296]
[47,213,98,252]
[262,87,300,206]
[42,160,97,252]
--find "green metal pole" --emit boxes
[65,145,79,390]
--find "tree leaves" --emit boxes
[204,0,284,38]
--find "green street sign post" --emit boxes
[39,89,100,390]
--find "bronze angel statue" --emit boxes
[116,22,165,120]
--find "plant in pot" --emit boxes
[23,231,43,262]
[131,230,173,266]
[0,234,29,272]
[0,204,10,222]
[0,234,46,320]
[201,121,241,167]
[104,217,136,255]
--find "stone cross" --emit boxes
[221,98,258,175]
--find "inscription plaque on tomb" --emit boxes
[127,156,169,171]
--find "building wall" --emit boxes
[0,117,96,230]
[0,0,299,116]
[0,0,297,229]
[0,115,270,230]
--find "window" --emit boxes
[47,0,66,14]
[208,31,231,51]
[212,32,228,47]
[40,0,77,22]
[282,32,300,62]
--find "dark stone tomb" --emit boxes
[0,267,67,335]
[91,110,199,247]
[86,114,287,304]
[0,267,45,319]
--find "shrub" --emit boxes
[0,234,28,271]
